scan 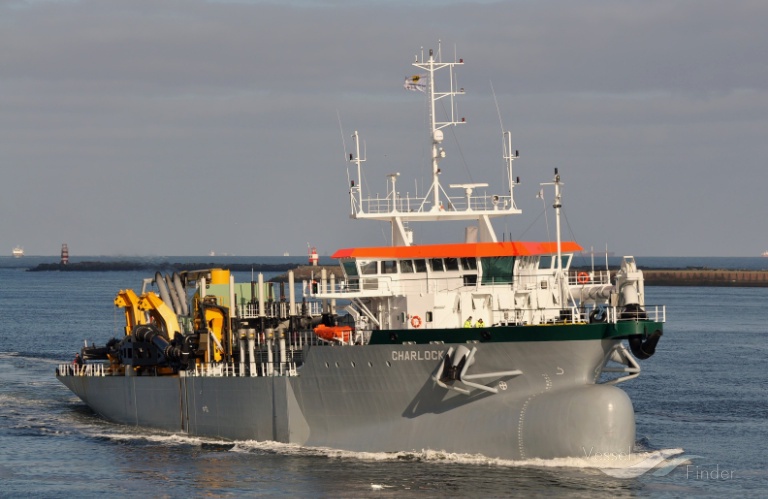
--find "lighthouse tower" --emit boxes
[308,246,319,266]
[60,243,69,265]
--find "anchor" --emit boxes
[432,345,523,395]
[596,343,641,385]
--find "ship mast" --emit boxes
[347,44,522,247]
[541,169,567,307]
[414,47,464,212]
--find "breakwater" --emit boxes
[640,269,768,287]
[27,261,303,273]
[27,261,343,282]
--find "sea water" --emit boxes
[0,261,766,497]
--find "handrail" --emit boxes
[238,301,322,319]
[57,363,106,377]
[190,361,300,378]
[359,192,513,215]
[324,271,617,297]
[567,270,612,286]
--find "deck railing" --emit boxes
[321,270,616,298]
[56,363,106,377]
[237,301,322,319]
[568,270,611,286]
[357,192,514,215]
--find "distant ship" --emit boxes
[12,246,24,258]
[763,251,768,257]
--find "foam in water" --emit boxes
[75,427,685,476]
[231,438,685,474]
[88,431,232,448]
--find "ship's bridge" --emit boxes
[319,241,582,297]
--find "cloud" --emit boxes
[1,0,766,256]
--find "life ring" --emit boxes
[577,272,590,284]
[410,315,422,328]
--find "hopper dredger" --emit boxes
[57,44,665,460]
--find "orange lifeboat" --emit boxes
[313,324,353,343]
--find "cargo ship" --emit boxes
[57,45,664,460]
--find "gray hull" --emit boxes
[58,339,634,460]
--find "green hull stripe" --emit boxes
[368,321,664,345]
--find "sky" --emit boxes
[1,0,766,258]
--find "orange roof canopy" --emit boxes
[331,241,582,260]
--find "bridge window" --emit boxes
[430,258,445,271]
[362,278,379,290]
[444,258,459,271]
[537,254,571,270]
[481,256,515,285]
[400,260,414,273]
[360,261,378,275]
[342,261,358,277]
[382,260,398,274]
[414,259,427,272]
[517,256,533,268]
[460,258,477,270]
